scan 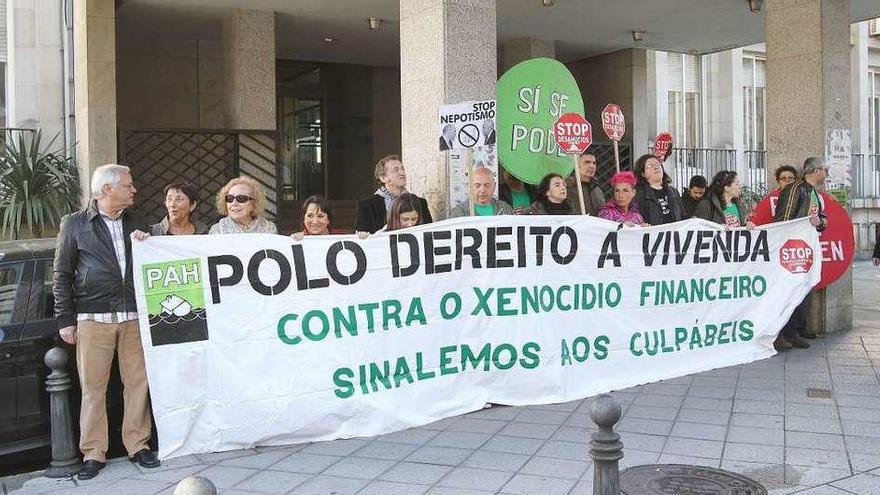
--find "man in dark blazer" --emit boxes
[482,118,496,146]
[440,124,455,151]
[355,154,433,233]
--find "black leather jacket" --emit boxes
[772,180,827,232]
[53,201,146,329]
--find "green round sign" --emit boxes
[497,58,585,185]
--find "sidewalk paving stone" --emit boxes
[288,475,367,495]
[676,408,731,425]
[784,431,847,451]
[405,446,473,466]
[829,472,880,494]
[232,470,311,494]
[499,473,575,495]
[436,467,513,492]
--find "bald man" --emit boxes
[450,166,514,217]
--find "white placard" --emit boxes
[439,100,497,150]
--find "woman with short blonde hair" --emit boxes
[209,176,277,234]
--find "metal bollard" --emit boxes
[590,394,623,495]
[43,346,82,478]
[174,476,218,495]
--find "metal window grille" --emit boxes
[119,128,279,229]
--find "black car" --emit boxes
[0,239,129,475]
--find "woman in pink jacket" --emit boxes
[598,171,649,226]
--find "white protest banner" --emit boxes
[133,217,820,459]
[439,100,496,150]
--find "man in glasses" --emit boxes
[54,164,160,480]
[355,154,432,233]
[773,157,828,350]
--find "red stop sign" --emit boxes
[753,191,855,289]
[780,239,815,275]
[601,104,626,141]
[554,113,593,154]
[653,132,673,161]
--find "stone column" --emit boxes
[765,0,852,333]
[400,0,497,218]
[223,10,276,130]
[499,38,555,74]
[73,0,117,200]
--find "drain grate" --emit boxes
[806,388,833,399]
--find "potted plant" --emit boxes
[0,130,80,239]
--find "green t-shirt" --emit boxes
[723,203,741,227]
[510,190,532,210]
[474,203,495,216]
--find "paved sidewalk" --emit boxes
[4,263,880,495]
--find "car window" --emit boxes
[38,259,55,320]
[0,261,26,325]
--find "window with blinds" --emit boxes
[0,0,6,63]
[869,70,880,155]
[743,55,767,152]
[666,53,703,148]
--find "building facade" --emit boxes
[4,0,880,331]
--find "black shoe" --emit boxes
[790,335,811,349]
[128,448,161,468]
[801,331,819,339]
[774,336,793,352]
[77,459,106,480]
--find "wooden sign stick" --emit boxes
[613,139,621,173]
[467,147,476,216]
[574,154,587,215]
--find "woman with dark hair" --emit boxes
[291,195,343,240]
[634,154,683,225]
[386,193,424,231]
[526,173,574,215]
[694,170,755,228]
[149,182,207,235]
[774,165,798,191]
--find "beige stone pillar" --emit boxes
[765,0,852,334]
[223,10,276,130]
[500,38,555,74]
[400,0,497,218]
[73,0,117,200]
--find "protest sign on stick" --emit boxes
[601,103,626,173]
[497,58,585,185]
[554,112,593,215]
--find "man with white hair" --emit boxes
[54,164,160,479]
[450,166,513,217]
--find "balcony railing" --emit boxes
[852,153,880,199]
[666,148,736,191]
[743,150,768,192]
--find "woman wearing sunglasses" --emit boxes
[208,176,277,234]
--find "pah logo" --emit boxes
[142,258,209,346]
[779,239,814,274]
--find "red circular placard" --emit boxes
[653,132,673,161]
[553,113,593,154]
[752,190,854,289]
[601,104,626,141]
